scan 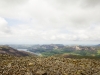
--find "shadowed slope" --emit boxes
[0,45,33,56]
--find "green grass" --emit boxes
[41,49,100,58]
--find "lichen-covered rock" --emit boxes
[0,54,100,75]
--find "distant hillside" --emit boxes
[0,45,33,56]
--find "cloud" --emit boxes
[0,17,11,33]
[1,0,28,5]
[82,0,100,7]
[0,0,100,44]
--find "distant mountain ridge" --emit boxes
[0,45,32,56]
[9,44,96,51]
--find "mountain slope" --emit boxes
[0,45,33,56]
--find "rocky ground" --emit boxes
[0,54,100,75]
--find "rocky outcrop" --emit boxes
[71,46,96,51]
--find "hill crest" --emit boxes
[0,45,32,56]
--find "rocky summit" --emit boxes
[0,54,100,75]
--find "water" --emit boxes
[17,49,42,56]
[17,49,28,51]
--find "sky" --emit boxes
[0,0,100,45]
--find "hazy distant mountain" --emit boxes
[96,44,100,46]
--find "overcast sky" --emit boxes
[0,0,100,45]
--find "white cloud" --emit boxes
[0,17,11,33]
[0,0,100,44]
